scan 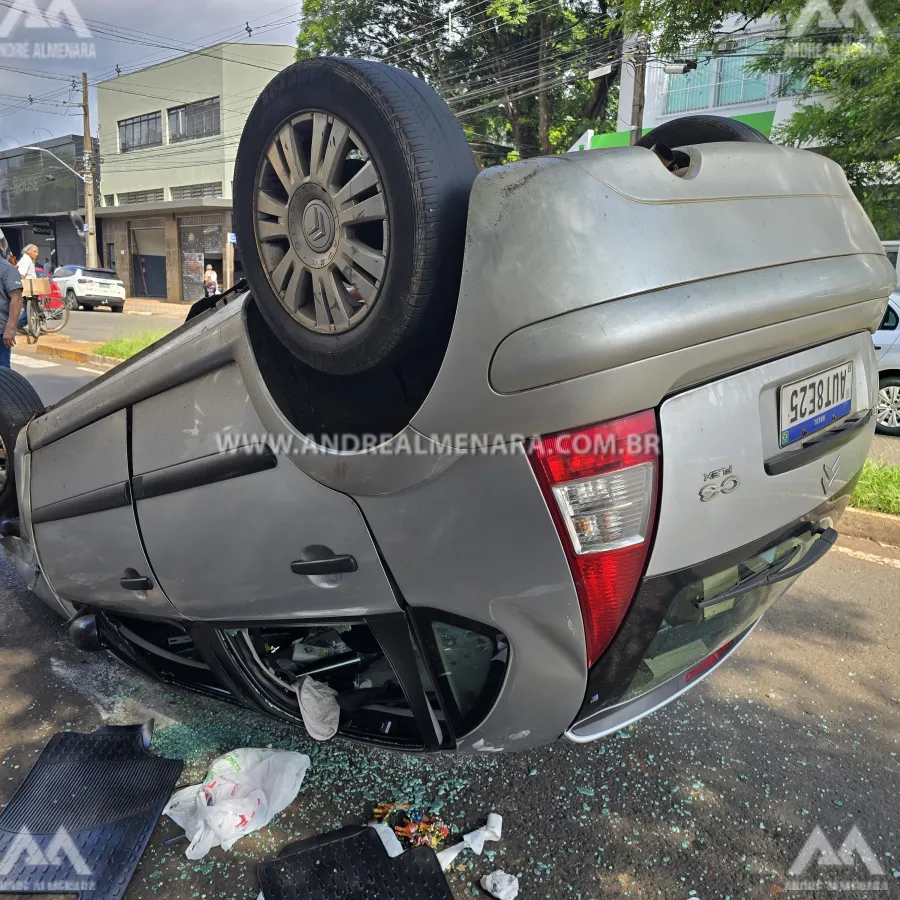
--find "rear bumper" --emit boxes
[566,483,856,743]
[80,295,124,305]
[566,620,759,743]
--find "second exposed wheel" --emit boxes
[875,375,900,436]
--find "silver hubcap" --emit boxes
[876,384,900,429]
[254,111,389,335]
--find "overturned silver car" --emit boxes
[0,59,893,753]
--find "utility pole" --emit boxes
[81,72,98,268]
[629,36,648,146]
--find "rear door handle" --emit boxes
[874,345,882,351]
[291,555,358,576]
[120,568,154,591]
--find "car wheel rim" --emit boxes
[254,111,389,335]
[876,385,900,428]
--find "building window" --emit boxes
[103,194,115,207]
[118,112,163,152]
[665,37,780,115]
[664,57,715,114]
[117,188,165,205]
[714,38,769,106]
[168,98,221,143]
[777,70,807,97]
[171,181,223,200]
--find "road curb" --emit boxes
[842,507,900,548]
[34,341,119,370]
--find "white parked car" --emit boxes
[52,265,126,312]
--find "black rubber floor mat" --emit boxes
[0,724,182,900]
[258,825,453,900]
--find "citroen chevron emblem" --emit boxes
[307,207,327,242]
[821,455,841,495]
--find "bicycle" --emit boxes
[21,292,70,341]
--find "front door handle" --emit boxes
[120,568,154,591]
[875,345,882,351]
[291,555,358,576]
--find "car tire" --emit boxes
[636,114,771,149]
[0,367,43,517]
[65,291,78,311]
[875,375,900,436]
[81,304,94,311]
[234,57,478,375]
[110,305,124,313]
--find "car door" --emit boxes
[873,297,900,360]
[30,410,179,616]
[130,364,401,621]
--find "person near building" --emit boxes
[0,257,24,367]
[14,244,39,332]
[204,264,219,298]
[16,244,38,281]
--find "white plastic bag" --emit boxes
[164,748,311,859]
[295,677,340,741]
[481,870,519,900]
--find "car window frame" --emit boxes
[880,302,899,331]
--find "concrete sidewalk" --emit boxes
[30,334,120,370]
[124,297,189,318]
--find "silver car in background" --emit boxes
[874,292,900,435]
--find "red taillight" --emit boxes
[49,281,62,301]
[529,410,659,668]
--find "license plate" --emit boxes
[779,361,853,447]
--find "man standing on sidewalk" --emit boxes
[15,245,39,332]
[0,257,24,367]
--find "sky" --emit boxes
[0,0,301,148]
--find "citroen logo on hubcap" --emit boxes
[301,200,335,252]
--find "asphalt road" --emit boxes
[0,533,897,899]
[11,351,97,406]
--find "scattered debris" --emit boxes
[437,812,503,869]
[480,869,519,900]
[165,748,310,858]
[373,802,451,849]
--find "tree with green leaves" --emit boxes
[295,0,623,159]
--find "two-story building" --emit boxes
[96,42,296,302]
